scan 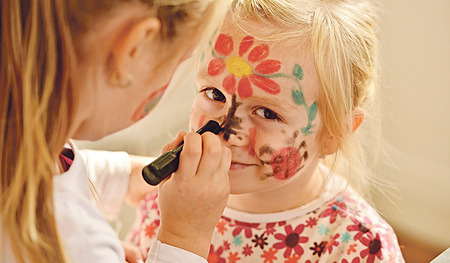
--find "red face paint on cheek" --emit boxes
[244,127,257,156]
[271,147,302,180]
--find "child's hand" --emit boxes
[126,155,157,207]
[120,241,145,263]
[156,130,231,259]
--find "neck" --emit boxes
[226,161,324,214]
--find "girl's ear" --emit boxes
[111,17,161,86]
[321,107,365,156]
[352,107,365,133]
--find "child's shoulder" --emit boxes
[317,188,388,229]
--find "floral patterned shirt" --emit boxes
[126,176,404,263]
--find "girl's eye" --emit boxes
[254,107,280,120]
[204,88,226,102]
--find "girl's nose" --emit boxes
[221,123,249,148]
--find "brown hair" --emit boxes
[0,0,224,262]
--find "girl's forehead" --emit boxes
[215,23,316,75]
[205,24,320,103]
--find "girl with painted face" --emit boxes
[127,0,405,262]
[0,0,232,263]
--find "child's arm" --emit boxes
[152,130,232,260]
[126,154,157,207]
[79,149,156,218]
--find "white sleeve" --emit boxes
[79,149,131,220]
[146,241,207,263]
[54,180,125,263]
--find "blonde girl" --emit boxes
[0,0,232,262]
[127,0,405,262]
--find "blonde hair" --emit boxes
[0,0,224,262]
[230,0,382,198]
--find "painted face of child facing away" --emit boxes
[191,19,323,196]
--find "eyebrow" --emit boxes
[249,95,298,112]
[196,70,217,84]
[196,71,299,111]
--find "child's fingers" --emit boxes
[161,130,187,153]
[175,132,203,181]
[217,146,232,178]
[195,132,229,181]
[120,241,144,263]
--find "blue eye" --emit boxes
[254,107,279,120]
[204,88,226,102]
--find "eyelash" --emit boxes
[253,107,283,123]
[199,87,283,123]
[200,87,226,103]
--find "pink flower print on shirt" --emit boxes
[231,220,261,238]
[324,233,340,254]
[242,244,253,257]
[360,233,383,263]
[208,244,226,263]
[342,257,361,263]
[223,240,231,251]
[208,34,282,99]
[347,217,371,241]
[319,197,348,224]
[273,224,309,258]
[306,217,318,228]
[265,221,286,236]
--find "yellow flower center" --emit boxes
[226,56,253,77]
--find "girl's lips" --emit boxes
[230,162,254,170]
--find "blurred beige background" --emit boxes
[75,1,450,262]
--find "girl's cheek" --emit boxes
[269,139,309,180]
[270,147,303,180]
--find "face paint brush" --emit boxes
[142,120,222,185]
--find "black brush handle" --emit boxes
[142,120,222,185]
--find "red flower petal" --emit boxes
[273,239,286,249]
[249,74,281,95]
[223,74,237,94]
[237,77,253,99]
[215,34,234,56]
[293,245,305,257]
[239,36,254,56]
[208,58,226,76]
[255,59,281,74]
[248,44,270,62]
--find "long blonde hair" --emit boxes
[0,0,224,262]
[230,0,382,198]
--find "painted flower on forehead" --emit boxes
[208,34,282,99]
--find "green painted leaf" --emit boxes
[199,51,205,63]
[293,64,304,80]
[292,89,305,106]
[308,102,318,122]
[301,125,314,135]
